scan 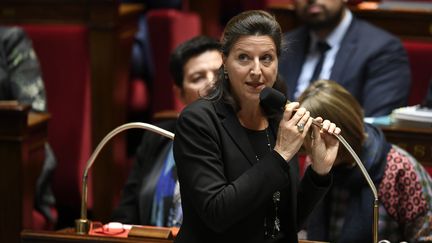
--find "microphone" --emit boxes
[259,87,287,116]
[259,87,380,243]
[75,122,174,234]
[260,87,323,128]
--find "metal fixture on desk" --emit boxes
[75,122,175,234]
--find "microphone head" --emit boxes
[259,87,288,116]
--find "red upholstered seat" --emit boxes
[128,78,149,113]
[402,40,432,175]
[402,40,432,106]
[147,9,201,113]
[19,24,92,228]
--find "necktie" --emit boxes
[309,41,331,83]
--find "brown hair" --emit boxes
[207,10,286,110]
[298,80,366,165]
[220,10,283,57]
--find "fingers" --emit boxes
[297,110,310,129]
[303,116,313,132]
[282,103,318,138]
[283,102,300,122]
[282,105,342,138]
[284,103,309,126]
[302,117,315,151]
[275,104,314,161]
[319,118,339,135]
[311,118,321,139]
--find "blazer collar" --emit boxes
[213,99,280,166]
[330,17,358,83]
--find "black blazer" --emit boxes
[112,119,176,225]
[279,17,411,117]
[173,98,331,243]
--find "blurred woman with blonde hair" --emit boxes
[298,79,432,243]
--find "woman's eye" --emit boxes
[261,54,273,64]
[238,54,249,61]
[191,74,206,83]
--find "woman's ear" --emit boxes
[222,54,227,67]
[173,84,186,104]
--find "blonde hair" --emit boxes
[298,80,366,164]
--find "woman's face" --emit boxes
[224,35,278,106]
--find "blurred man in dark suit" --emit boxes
[279,0,411,117]
[112,35,222,226]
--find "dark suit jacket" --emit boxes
[173,98,331,243]
[279,17,411,117]
[111,119,176,225]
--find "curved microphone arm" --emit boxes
[75,122,174,234]
[334,134,378,198]
[308,120,379,243]
[334,133,379,243]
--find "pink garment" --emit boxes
[378,148,428,223]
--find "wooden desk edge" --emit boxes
[28,112,50,127]
[379,124,432,134]
[21,229,328,243]
[21,229,171,243]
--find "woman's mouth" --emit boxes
[246,81,265,90]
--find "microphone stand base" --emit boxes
[75,218,90,234]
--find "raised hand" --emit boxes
[304,117,340,175]
[274,102,313,161]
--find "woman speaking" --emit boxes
[173,10,340,243]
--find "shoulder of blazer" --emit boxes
[284,26,308,39]
[135,118,176,164]
[155,118,177,133]
[283,26,309,51]
[179,98,234,121]
[344,17,400,45]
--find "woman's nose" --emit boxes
[251,59,261,76]
[206,71,215,83]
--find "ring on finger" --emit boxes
[296,123,304,133]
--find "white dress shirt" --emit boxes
[294,10,353,100]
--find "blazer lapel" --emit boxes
[214,100,257,166]
[330,19,358,85]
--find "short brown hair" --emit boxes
[298,80,366,164]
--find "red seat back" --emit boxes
[403,40,432,106]
[18,24,92,218]
[147,9,201,113]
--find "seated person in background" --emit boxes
[111,35,222,226]
[0,26,57,225]
[298,79,432,243]
[279,0,411,117]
